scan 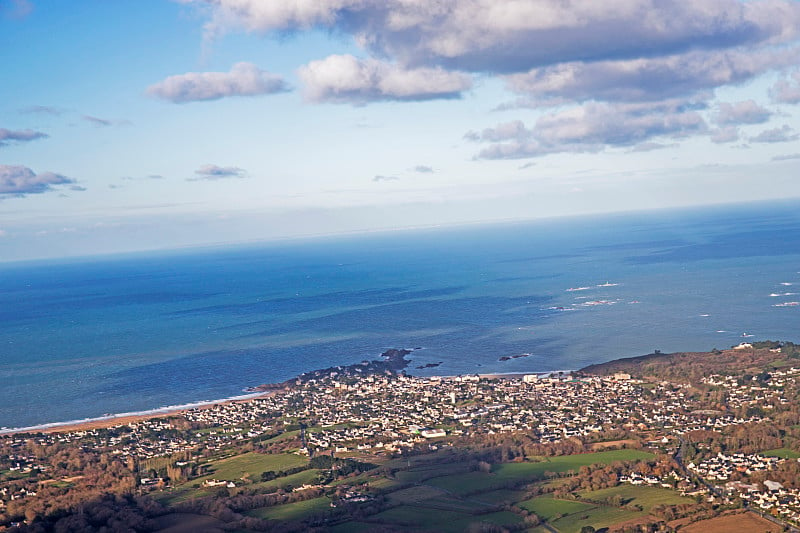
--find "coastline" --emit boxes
[0,391,272,436]
[2,347,417,436]
[0,367,571,437]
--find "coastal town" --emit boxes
[1,343,800,532]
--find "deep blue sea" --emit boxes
[2,201,800,429]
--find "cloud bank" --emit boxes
[182,0,800,156]
[188,0,800,74]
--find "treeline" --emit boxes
[0,440,138,528]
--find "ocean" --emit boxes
[2,200,800,430]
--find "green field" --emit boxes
[248,496,331,521]
[473,489,528,505]
[446,510,524,532]
[762,447,800,459]
[0,469,30,481]
[196,451,307,481]
[529,484,693,532]
[369,506,522,532]
[371,505,469,528]
[329,521,380,533]
[422,495,496,513]
[550,503,640,533]
[426,471,498,495]
[394,462,472,483]
[579,484,691,511]
[519,494,594,520]
[426,450,654,495]
[250,468,320,491]
[157,467,320,506]
[388,485,447,504]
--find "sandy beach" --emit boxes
[4,391,277,436]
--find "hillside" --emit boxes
[578,341,800,382]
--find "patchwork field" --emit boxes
[247,496,332,521]
[517,483,693,532]
[148,447,690,531]
[367,505,523,532]
[579,484,691,510]
[196,451,308,480]
[519,494,595,520]
[155,452,317,506]
[425,449,654,496]
[550,504,641,533]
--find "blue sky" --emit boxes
[2,0,800,261]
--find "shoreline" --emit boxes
[0,391,272,436]
[0,367,573,437]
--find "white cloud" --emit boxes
[505,47,800,104]
[147,62,289,103]
[471,100,707,159]
[710,126,741,144]
[191,164,247,180]
[771,70,800,104]
[630,142,678,152]
[715,100,772,125]
[298,54,471,104]
[373,175,400,182]
[465,120,531,143]
[82,115,131,127]
[185,1,800,74]
[19,105,63,115]
[0,128,48,147]
[750,124,800,143]
[180,0,800,158]
[0,165,79,197]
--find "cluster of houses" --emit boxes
[729,480,800,523]
[700,367,799,409]
[0,450,49,510]
[3,362,800,526]
[686,452,800,524]
[0,369,773,464]
[688,452,781,481]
